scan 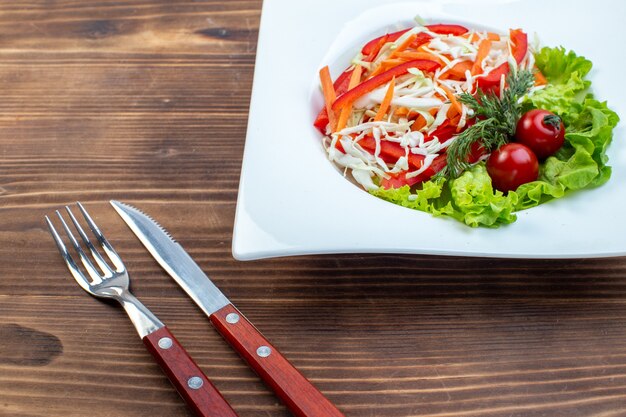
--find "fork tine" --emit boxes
[76,202,124,272]
[45,215,93,292]
[65,205,113,277]
[55,210,104,284]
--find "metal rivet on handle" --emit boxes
[187,376,204,390]
[226,313,240,324]
[256,346,271,358]
[158,337,173,350]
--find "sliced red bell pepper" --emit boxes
[476,63,509,92]
[315,24,470,134]
[381,171,422,189]
[331,59,440,113]
[361,29,410,55]
[361,24,468,56]
[424,120,458,143]
[313,111,329,133]
[426,24,469,36]
[510,28,528,64]
[476,29,528,93]
[380,154,448,189]
[368,31,433,55]
[412,32,433,49]
[359,135,424,169]
[358,135,449,189]
[428,153,449,174]
[358,136,448,180]
[364,31,432,56]
[364,34,390,62]
[333,68,354,94]
[314,68,356,134]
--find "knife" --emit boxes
[110,200,345,417]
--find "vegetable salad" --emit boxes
[315,21,619,227]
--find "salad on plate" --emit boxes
[315,20,619,227]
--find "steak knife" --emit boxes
[110,200,345,417]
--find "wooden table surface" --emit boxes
[2,1,626,416]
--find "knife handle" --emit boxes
[143,326,238,417]
[210,304,345,417]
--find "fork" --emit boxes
[45,202,238,417]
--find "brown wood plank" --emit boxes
[1,1,626,417]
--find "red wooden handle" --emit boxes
[210,304,345,417]
[143,326,238,417]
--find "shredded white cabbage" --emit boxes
[319,23,535,190]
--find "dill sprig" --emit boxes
[438,69,535,179]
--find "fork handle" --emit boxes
[143,326,238,417]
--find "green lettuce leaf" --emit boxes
[371,165,518,228]
[369,180,454,219]
[449,165,518,227]
[534,46,592,83]
[515,97,619,210]
[525,72,588,119]
[500,47,618,215]
[370,46,619,227]
[525,47,591,120]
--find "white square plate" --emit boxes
[233,0,626,260]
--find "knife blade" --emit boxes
[111,200,345,417]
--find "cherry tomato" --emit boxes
[515,109,565,159]
[486,143,539,192]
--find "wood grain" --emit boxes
[1,1,626,417]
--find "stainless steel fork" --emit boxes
[46,202,238,417]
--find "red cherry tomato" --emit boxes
[515,109,565,159]
[486,143,539,192]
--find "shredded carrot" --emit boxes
[411,114,428,131]
[447,100,466,131]
[416,44,431,53]
[417,45,454,66]
[368,59,406,78]
[444,60,473,80]
[380,59,406,68]
[335,66,363,132]
[388,33,418,58]
[411,108,438,131]
[439,84,463,117]
[450,113,462,129]
[319,66,337,131]
[368,65,385,78]
[395,107,411,117]
[472,39,492,75]
[369,34,432,77]
[462,32,477,43]
[365,35,389,62]
[486,32,501,41]
[395,51,444,65]
[374,77,395,122]
[348,66,363,90]
[446,102,460,121]
[534,67,548,86]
